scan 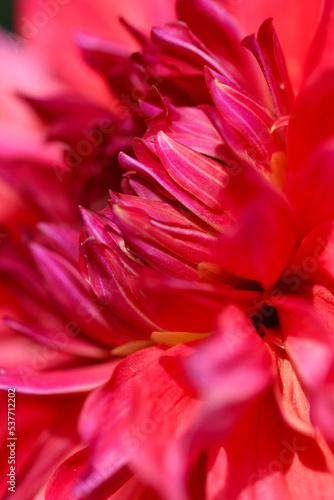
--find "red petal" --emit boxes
[214,193,296,289]
[277,298,333,390]
[304,0,334,81]
[242,18,294,116]
[142,271,261,333]
[288,70,334,170]
[207,389,334,500]
[215,0,322,90]
[286,140,334,237]
[270,344,315,437]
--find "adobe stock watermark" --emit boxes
[250,234,334,329]
[248,438,306,491]
[225,0,244,6]
[52,117,117,183]
[8,0,71,53]
[221,234,334,353]
[52,68,163,183]
[17,321,83,383]
[0,233,8,245]
[16,285,115,383]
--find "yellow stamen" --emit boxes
[111,340,154,356]
[151,331,210,346]
[197,262,225,283]
[270,151,288,190]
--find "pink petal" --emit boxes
[3,317,108,359]
[0,31,64,130]
[76,347,163,496]
[37,222,80,264]
[273,297,334,442]
[130,306,272,500]
[183,305,272,446]
[80,237,159,337]
[45,449,87,500]
[124,344,202,500]
[155,131,229,211]
[151,21,226,76]
[204,67,282,169]
[109,193,217,279]
[290,221,334,288]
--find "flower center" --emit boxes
[249,302,280,337]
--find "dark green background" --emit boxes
[0,0,14,31]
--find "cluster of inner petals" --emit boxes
[3,1,334,499]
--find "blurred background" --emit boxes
[0,0,13,31]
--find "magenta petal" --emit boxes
[0,361,117,395]
[151,21,225,75]
[3,318,108,359]
[80,206,116,246]
[80,237,159,336]
[127,307,271,500]
[205,67,281,167]
[275,297,334,442]
[144,96,228,161]
[37,222,80,264]
[311,376,334,443]
[120,141,230,230]
[109,193,217,278]
[45,449,87,500]
[30,243,119,346]
[271,346,315,437]
[177,0,262,96]
[154,131,229,211]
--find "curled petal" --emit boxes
[242,18,294,116]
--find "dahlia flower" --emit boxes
[1,0,334,499]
